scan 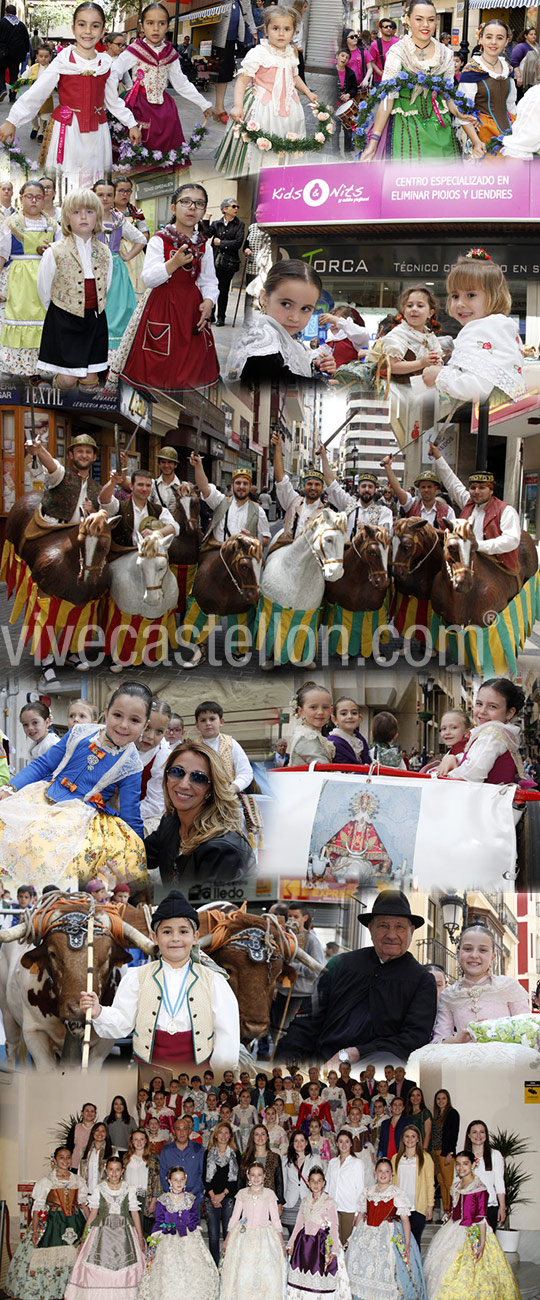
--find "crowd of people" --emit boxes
[6,1069,523,1300]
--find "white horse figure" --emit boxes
[262,508,348,609]
[109,531,179,617]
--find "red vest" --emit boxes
[460,496,520,572]
[140,752,156,800]
[330,337,358,368]
[407,497,450,529]
[52,61,109,134]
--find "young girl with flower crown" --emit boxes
[360,0,485,161]
[215,3,319,177]
[0,681,150,895]
[288,682,335,767]
[422,251,527,403]
[423,1151,521,1300]
[0,3,141,182]
[109,1,212,159]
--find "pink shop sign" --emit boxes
[380,160,531,221]
[255,163,384,225]
[256,160,533,225]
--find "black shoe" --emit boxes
[30,129,38,139]
[216,319,225,326]
[37,133,43,142]
[9,93,16,102]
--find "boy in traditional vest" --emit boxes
[80,888,241,1070]
[193,699,253,793]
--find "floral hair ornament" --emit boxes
[465,248,492,260]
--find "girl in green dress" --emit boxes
[0,181,58,376]
[6,1147,88,1300]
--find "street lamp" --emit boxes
[417,671,435,766]
[440,893,467,943]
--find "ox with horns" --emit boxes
[0,897,322,1068]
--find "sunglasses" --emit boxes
[167,765,211,787]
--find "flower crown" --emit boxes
[465,248,491,260]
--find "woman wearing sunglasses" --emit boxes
[145,739,256,890]
[80,888,241,1069]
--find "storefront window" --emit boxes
[1,410,16,515]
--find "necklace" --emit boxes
[413,39,432,60]
[161,961,191,1034]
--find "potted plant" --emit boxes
[490,1129,533,1254]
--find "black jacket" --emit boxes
[208,215,245,271]
[388,1078,416,1102]
[0,16,30,59]
[145,812,256,886]
[437,1106,460,1158]
[335,65,358,104]
[277,948,437,1062]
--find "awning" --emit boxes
[188,3,229,22]
[470,0,538,6]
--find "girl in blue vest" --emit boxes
[0,681,150,897]
[80,889,241,1071]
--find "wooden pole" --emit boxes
[81,914,94,1071]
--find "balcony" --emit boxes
[415,937,460,981]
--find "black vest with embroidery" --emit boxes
[41,469,101,523]
[113,497,162,548]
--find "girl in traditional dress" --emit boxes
[116,182,218,392]
[422,711,470,774]
[109,1,212,155]
[329,697,370,766]
[65,1157,145,1300]
[140,1166,218,1300]
[80,888,241,1071]
[144,1089,176,1133]
[381,285,445,386]
[422,253,526,404]
[225,260,336,385]
[123,1131,164,1239]
[463,1121,506,1235]
[459,21,516,148]
[20,700,60,759]
[92,179,146,353]
[360,0,485,160]
[0,681,150,895]
[308,1116,335,1167]
[346,1157,426,1300]
[231,1088,258,1154]
[265,1104,291,1158]
[286,1166,351,1300]
[422,1152,522,1300]
[215,3,318,177]
[432,918,530,1043]
[80,1125,113,1196]
[440,679,526,784]
[221,1160,287,1300]
[288,681,335,766]
[0,3,141,182]
[112,177,148,300]
[0,181,58,377]
[36,187,112,390]
[320,1074,348,1133]
[6,1146,88,1300]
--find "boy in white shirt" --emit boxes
[193,699,253,793]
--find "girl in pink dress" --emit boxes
[221,1161,286,1300]
[110,1,212,154]
[432,919,530,1043]
[65,1157,145,1300]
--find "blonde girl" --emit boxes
[288,682,335,766]
[36,188,112,389]
[422,251,526,403]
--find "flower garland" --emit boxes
[109,119,209,171]
[352,71,472,153]
[233,101,335,155]
[0,137,39,174]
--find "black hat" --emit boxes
[356,889,424,930]
[151,890,199,932]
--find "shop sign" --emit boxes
[257,160,534,226]
[277,241,540,281]
[209,437,225,458]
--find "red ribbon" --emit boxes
[56,104,74,163]
[125,68,145,110]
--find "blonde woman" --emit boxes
[145,740,256,887]
[203,1121,240,1264]
[391,1125,434,1248]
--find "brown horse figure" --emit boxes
[391,518,443,601]
[325,524,390,611]
[191,535,263,616]
[5,494,114,605]
[168,488,202,567]
[431,519,539,624]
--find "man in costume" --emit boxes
[189,452,271,545]
[276,890,437,1064]
[271,430,327,538]
[428,443,522,568]
[382,456,456,529]
[319,443,394,538]
[99,467,179,546]
[149,445,184,513]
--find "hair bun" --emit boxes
[465,248,491,261]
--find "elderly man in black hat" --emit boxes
[276,891,437,1065]
[382,457,456,531]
